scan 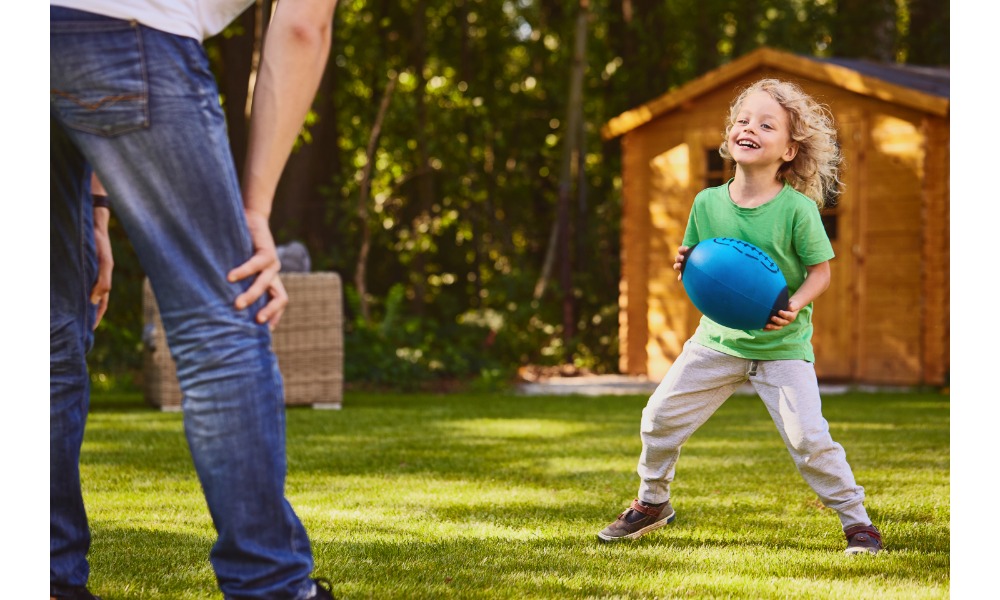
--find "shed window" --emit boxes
[705,149,732,188]
[821,213,838,241]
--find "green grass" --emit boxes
[81,391,949,599]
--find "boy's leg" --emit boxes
[51,9,314,599]
[50,115,98,595]
[637,342,748,503]
[749,360,871,528]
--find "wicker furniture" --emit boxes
[142,273,344,411]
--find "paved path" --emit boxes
[516,375,851,397]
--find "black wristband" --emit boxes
[92,194,110,209]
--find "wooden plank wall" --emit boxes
[922,115,950,384]
[618,131,650,374]
[861,112,926,383]
[812,117,860,380]
[646,142,693,378]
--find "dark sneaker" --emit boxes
[844,524,883,555]
[312,578,337,599]
[309,577,337,600]
[597,499,675,542]
[50,585,103,600]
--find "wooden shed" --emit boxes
[602,47,949,386]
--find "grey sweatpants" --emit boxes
[637,340,871,528]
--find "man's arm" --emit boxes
[91,172,113,329]
[226,0,339,328]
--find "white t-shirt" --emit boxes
[51,0,256,41]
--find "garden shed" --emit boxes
[602,47,949,386]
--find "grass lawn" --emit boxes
[81,390,949,599]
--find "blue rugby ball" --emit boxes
[681,237,789,331]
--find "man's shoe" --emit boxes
[50,585,102,600]
[312,578,337,599]
[597,499,675,542]
[844,524,883,555]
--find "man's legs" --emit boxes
[637,342,748,503]
[51,8,314,599]
[750,360,871,528]
[50,115,98,596]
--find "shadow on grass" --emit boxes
[87,524,218,600]
[308,525,948,599]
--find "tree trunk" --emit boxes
[831,0,896,62]
[535,0,588,352]
[218,5,257,183]
[694,0,719,75]
[244,0,274,121]
[618,0,641,108]
[731,0,758,58]
[576,115,587,275]
[906,0,950,65]
[355,74,398,324]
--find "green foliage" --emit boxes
[344,283,513,387]
[88,0,947,384]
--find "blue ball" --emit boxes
[681,237,789,331]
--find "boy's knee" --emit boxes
[789,429,839,461]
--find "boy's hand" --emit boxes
[673,246,690,281]
[765,298,802,331]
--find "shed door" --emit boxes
[811,120,860,380]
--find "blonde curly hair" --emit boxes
[719,79,843,209]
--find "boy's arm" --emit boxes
[674,199,702,280]
[226,0,339,329]
[764,260,831,331]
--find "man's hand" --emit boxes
[765,298,802,331]
[673,246,691,281]
[226,211,288,330]
[91,206,113,329]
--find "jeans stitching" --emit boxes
[49,89,147,111]
[134,21,151,128]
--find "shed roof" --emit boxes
[601,47,950,141]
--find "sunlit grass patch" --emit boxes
[82,391,948,599]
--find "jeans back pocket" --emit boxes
[50,19,149,137]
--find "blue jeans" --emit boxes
[50,8,315,599]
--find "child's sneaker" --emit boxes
[597,499,675,542]
[844,524,883,555]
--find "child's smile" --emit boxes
[727,91,797,169]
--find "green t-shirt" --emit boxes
[681,180,835,362]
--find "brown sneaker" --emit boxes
[597,499,675,542]
[844,524,883,555]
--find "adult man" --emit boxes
[50,1,339,598]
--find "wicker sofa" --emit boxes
[142,272,344,411]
